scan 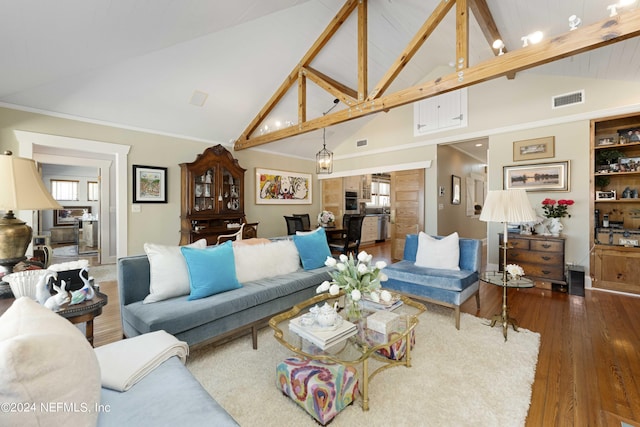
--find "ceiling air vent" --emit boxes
[356,139,368,147]
[552,90,584,109]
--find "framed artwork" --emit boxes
[504,161,570,192]
[451,175,461,205]
[255,168,312,204]
[54,206,91,226]
[133,165,167,203]
[513,136,555,161]
[618,128,640,144]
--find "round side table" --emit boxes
[480,271,533,341]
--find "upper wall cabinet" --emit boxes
[413,89,468,136]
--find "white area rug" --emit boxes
[187,304,540,427]
[89,264,117,283]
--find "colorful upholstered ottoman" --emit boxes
[375,328,416,360]
[276,357,359,425]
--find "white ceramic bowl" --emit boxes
[3,270,50,299]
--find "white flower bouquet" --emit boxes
[317,210,335,224]
[506,264,525,279]
[316,251,390,316]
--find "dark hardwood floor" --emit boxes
[93,241,640,426]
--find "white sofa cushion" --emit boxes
[415,231,460,271]
[233,239,300,283]
[143,239,207,303]
[0,297,101,427]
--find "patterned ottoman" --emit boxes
[276,357,359,425]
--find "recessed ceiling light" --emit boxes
[475,143,483,147]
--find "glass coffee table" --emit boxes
[269,291,425,411]
[481,271,533,341]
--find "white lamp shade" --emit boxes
[479,189,537,224]
[0,154,62,211]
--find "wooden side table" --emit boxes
[0,289,108,347]
[56,290,108,346]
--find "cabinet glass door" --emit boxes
[221,168,241,212]
[194,168,215,212]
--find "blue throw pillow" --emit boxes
[293,227,332,270]
[180,241,241,300]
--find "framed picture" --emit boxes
[618,128,640,144]
[619,156,640,172]
[255,168,312,204]
[596,134,619,147]
[513,136,555,161]
[54,206,91,227]
[451,175,461,205]
[133,165,167,203]
[503,161,570,192]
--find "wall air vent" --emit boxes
[356,139,368,147]
[552,90,584,109]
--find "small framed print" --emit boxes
[513,136,555,161]
[133,165,167,203]
[596,134,619,147]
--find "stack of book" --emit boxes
[289,316,357,350]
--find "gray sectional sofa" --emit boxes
[117,241,332,349]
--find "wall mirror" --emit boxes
[466,173,486,217]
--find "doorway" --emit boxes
[16,130,130,264]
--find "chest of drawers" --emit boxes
[498,233,566,285]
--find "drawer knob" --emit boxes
[542,270,551,275]
[541,256,551,261]
[542,244,551,248]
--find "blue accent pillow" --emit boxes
[292,227,332,270]
[180,241,242,300]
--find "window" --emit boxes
[366,175,391,207]
[87,181,99,201]
[51,179,79,201]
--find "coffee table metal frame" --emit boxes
[481,271,533,341]
[269,291,425,411]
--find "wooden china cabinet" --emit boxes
[179,145,257,245]
[590,112,640,295]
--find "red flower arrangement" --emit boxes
[541,198,574,218]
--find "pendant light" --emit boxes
[316,99,339,175]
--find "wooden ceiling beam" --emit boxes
[235,9,640,150]
[358,0,368,102]
[302,66,358,105]
[366,0,455,101]
[456,0,469,72]
[469,0,516,79]
[237,0,359,142]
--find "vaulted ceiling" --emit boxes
[1,0,639,160]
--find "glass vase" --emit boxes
[345,293,363,321]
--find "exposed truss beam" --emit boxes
[469,0,515,79]
[366,0,454,101]
[235,8,640,151]
[237,0,359,142]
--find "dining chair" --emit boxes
[328,215,365,256]
[216,223,245,244]
[292,213,311,230]
[284,216,305,235]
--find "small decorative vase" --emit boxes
[548,218,563,237]
[345,293,363,321]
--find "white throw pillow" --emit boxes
[0,297,101,427]
[415,231,460,270]
[233,239,301,283]
[143,239,207,303]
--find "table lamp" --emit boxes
[479,189,537,279]
[0,151,62,277]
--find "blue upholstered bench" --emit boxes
[382,234,482,329]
